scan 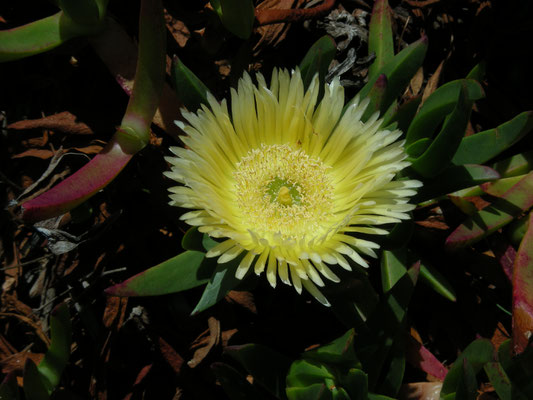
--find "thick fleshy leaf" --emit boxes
[415,164,499,202]
[484,362,511,400]
[121,0,166,142]
[23,359,49,400]
[22,137,133,222]
[191,261,243,315]
[211,362,270,400]
[512,210,533,354]
[452,112,533,165]
[440,339,493,396]
[367,0,394,81]
[446,171,533,249]
[224,344,292,399]
[341,369,368,400]
[299,35,336,90]
[0,12,100,63]
[405,79,484,147]
[381,249,407,292]
[466,60,486,82]
[286,359,335,388]
[37,303,72,394]
[362,74,387,121]
[382,95,421,133]
[480,175,525,197]
[492,150,533,178]
[171,55,210,112]
[455,359,478,400]
[210,0,255,39]
[57,0,107,25]
[419,261,456,302]
[405,334,448,381]
[410,86,473,177]
[105,251,213,296]
[303,329,360,369]
[357,36,428,113]
[20,0,166,223]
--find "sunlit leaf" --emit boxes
[105,251,214,296]
[405,79,484,147]
[452,112,533,165]
[446,171,533,249]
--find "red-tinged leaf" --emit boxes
[446,171,533,249]
[362,74,387,121]
[368,0,394,81]
[21,136,133,223]
[512,210,533,354]
[405,334,448,381]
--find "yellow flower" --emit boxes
[165,69,421,306]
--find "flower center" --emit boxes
[233,143,333,239]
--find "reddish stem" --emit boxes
[255,0,336,26]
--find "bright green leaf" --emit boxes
[405,79,484,147]
[452,112,533,165]
[302,329,360,369]
[410,85,473,177]
[105,251,214,296]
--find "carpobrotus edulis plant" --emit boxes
[165,68,421,305]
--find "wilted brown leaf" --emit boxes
[8,111,94,135]
[188,316,220,368]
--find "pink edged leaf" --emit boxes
[405,334,448,381]
[368,0,394,81]
[512,210,533,354]
[20,0,166,223]
[446,170,533,249]
[22,136,133,223]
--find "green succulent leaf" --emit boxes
[358,35,428,114]
[405,79,484,147]
[57,0,107,26]
[171,55,211,112]
[299,35,336,90]
[452,111,533,165]
[37,304,72,394]
[382,95,421,132]
[105,251,214,296]
[446,171,533,249]
[210,0,255,39]
[368,0,394,81]
[341,369,368,400]
[492,150,533,178]
[286,359,335,388]
[191,260,244,315]
[410,85,474,177]
[441,339,494,396]
[362,74,387,121]
[23,359,50,400]
[484,362,511,400]
[302,329,360,369]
